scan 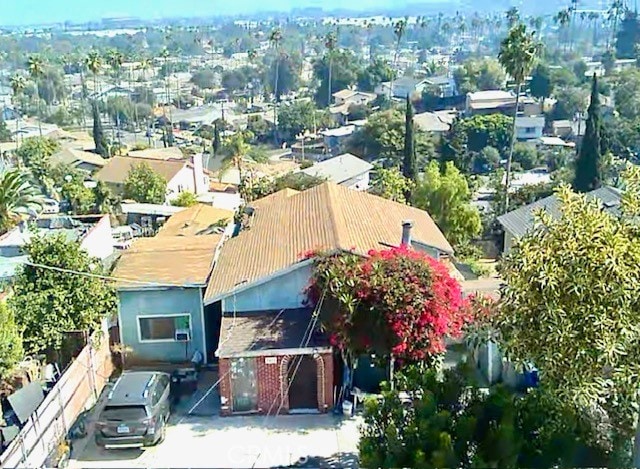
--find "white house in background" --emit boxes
[94,153,209,202]
[391,77,429,99]
[515,116,545,141]
[332,89,377,106]
[320,125,357,154]
[414,110,458,135]
[423,75,457,98]
[0,215,115,280]
[301,153,373,191]
[376,77,428,99]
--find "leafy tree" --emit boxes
[347,103,369,121]
[190,69,216,89]
[123,162,167,204]
[499,23,541,211]
[16,137,59,193]
[0,118,12,143]
[529,63,553,101]
[92,101,108,157]
[477,145,501,171]
[263,52,301,101]
[453,58,506,94]
[357,58,395,92]
[349,109,434,164]
[496,171,640,447]
[614,68,640,121]
[573,74,603,192]
[277,101,323,142]
[509,181,557,209]
[512,142,540,170]
[615,10,640,59]
[9,234,116,354]
[313,50,361,107]
[369,167,413,204]
[459,114,513,154]
[0,302,23,380]
[360,364,627,468]
[551,86,588,120]
[549,65,579,88]
[413,161,482,247]
[172,191,198,207]
[402,97,417,191]
[308,247,471,362]
[61,175,96,215]
[247,173,326,201]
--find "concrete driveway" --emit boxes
[69,413,360,468]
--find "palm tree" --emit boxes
[588,12,600,49]
[0,169,44,233]
[555,8,572,52]
[324,31,337,108]
[390,19,407,99]
[26,55,45,136]
[84,51,103,101]
[106,49,126,145]
[9,74,26,151]
[499,23,542,212]
[608,0,626,50]
[269,28,282,145]
[506,7,520,28]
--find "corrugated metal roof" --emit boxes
[497,186,622,239]
[205,182,453,302]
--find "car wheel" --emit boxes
[155,422,166,445]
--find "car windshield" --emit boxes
[101,405,147,421]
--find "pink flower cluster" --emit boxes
[308,246,475,361]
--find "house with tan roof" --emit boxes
[112,219,226,363]
[204,182,453,416]
[50,147,107,173]
[94,153,208,202]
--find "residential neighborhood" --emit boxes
[0,0,639,468]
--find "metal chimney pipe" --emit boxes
[401,220,414,247]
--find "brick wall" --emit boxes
[219,352,334,416]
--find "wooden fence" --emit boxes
[0,322,113,468]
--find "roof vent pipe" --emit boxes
[401,220,413,247]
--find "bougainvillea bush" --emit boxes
[306,246,473,364]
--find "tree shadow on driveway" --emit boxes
[273,452,359,469]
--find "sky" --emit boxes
[3,0,414,26]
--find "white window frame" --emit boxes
[137,313,193,343]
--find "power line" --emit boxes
[250,287,327,469]
[183,308,288,419]
[6,258,196,288]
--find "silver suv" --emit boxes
[95,371,171,449]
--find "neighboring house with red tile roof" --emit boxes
[205,182,454,416]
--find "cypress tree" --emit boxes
[92,101,108,157]
[573,74,602,193]
[213,121,221,156]
[402,95,417,186]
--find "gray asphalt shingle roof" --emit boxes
[497,186,622,239]
[301,153,373,185]
[217,309,329,357]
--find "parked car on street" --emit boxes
[94,371,171,449]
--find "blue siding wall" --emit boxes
[223,264,313,313]
[119,288,206,363]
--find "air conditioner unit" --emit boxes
[175,329,190,342]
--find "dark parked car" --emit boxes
[95,371,171,449]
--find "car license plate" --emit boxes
[117,425,130,434]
